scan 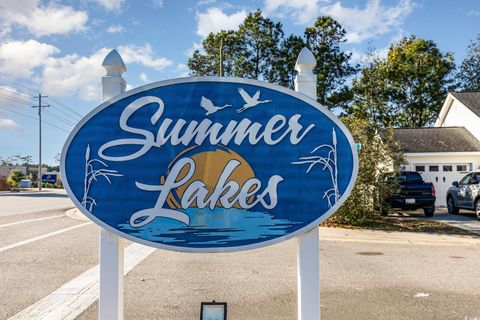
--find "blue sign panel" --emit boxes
[62,77,358,252]
[42,174,57,183]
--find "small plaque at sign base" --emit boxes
[200,301,227,320]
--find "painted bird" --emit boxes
[236,88,271,113]
[200,96,231,115]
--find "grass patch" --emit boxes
[321,215,476,236]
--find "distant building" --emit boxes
[0,166,28,179]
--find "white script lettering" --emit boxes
[129,157,284,227]
[98,96,315,161]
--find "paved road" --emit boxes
[0,189,74,217]
[1,193,480,319]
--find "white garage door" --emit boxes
[412,163,472,206]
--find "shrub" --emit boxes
[7,170,24,188]
[329,117,404,224]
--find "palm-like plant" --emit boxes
[82,144,123,212]
[292,128,339,207]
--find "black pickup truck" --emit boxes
[385,171,436,217]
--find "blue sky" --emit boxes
[0,0,478,166]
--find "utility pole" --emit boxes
[219,38,224,77]
[32,94,49,191]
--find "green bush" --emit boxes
[7,170,24,188]
[329,117,405,224]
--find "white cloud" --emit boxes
[185,41,204,57]
[118,44,173,70]
[139,72,151,83]
[0,0,88,36]
[175,63,189,77]
[0,38,173,102]
[264,0,321,25]
[326,0,414,43]
[0,39,60,77]
[196,7,247,38]
[197,0,216,6]
[106,25,124,33]
[37,43,172,101]
[90,0,124,12]
[152,0,164,8]
[0,87,28,131]
[467,10,480,16]
[264,0,414,43]
[349,30,406,65]
[0,115,23,131]
[41,48,110,102]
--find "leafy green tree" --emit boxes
[235,10,284,82]
[1,154,32,166]
[350,36,455,128]
[457,33,480,91]
[188,30,238,76]
[386,36,455,127]
[330,117,404,224]
[305,16,357,109]
[7,169,24,188]
[348,51,396,127]
[276,35,306,88]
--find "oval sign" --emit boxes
[62,77,358,252]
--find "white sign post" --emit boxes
[294,47,321,320]
[99,49,126,320]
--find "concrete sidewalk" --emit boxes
[399,207,480,236]
[320,226,480,246]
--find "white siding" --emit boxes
[440,99,480,140]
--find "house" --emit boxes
[394,91,480,206]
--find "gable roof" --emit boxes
[393,127,480,153]
[435,91,480,127]
[450,91,480,118]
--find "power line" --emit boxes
[0,86,33,100]
[43,109,76,127]
[0,92,33,105]
[47,96,84,118]
[49,104,82,122]
[0,76,38,94]
[0,105,69,133]
[0,76,83,119]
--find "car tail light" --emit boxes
[431,185,436,196]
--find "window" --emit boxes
[472,174,480,184]
[415,165,425,172]
[429,165,439,172]
[457,165,467,172]
[460,174,472,186]
[443,165,453,172]
[406,172,423,183]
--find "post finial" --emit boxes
[102,49,126,77]
[295,47,316,75]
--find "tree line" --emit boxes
[188,10,480,129]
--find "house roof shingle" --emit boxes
[451,91,480,118]
[393,127,480,153]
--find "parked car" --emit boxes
[446,171,480,220]
[385,171,436,217]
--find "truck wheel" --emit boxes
[475,199,480,221]
[423,206,435,217]
[447,197,459,215]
